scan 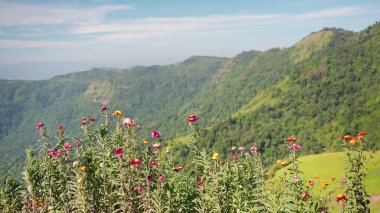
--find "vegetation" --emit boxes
[0,22,379,179]
[0,109,375,212]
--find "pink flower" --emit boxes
[114,148,123,157]
[159,175,166,181]
[57,124,63,129]
[123,118,135,126]
[64,143,72,150]
[81,120,87,125]
[150,161,158,167]
[187,115,199,123]
[238,147,245,151]
[151,130,160,139]
[244,152,250,157]
[250,146,259,152]
[308,180,315,186]
[49,149,61,158]
[231,146,237,151]
[82,116,87,121]
[76,141,82,147]
[137,185,143,193]
[49,149,56,157]
[89,117,95,122]
[152,143,161,149]
[232,154,237,159]
[130,158,142,168]
[100,106,109,112]
[288,144,301,150]
[36,123,44,129]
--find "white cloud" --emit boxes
[0,2,131,26]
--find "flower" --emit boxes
[314,175,320,179]
[81,120,87,125]
[331,176,336,181]
[172,166,183,172]
[64,143,72,150]
[112,110,123,117]
[212,153,220,160]
[336,194,348,202]
[238,147,245,151]
[343,135,351,140]
[232,154,237,159]
[286,137,297,143]
[301,191,309,200]
[196,181,203,187]
[322,180,329,189]
[150,161,158,167]
[81,165,87,172]
[114,148,124,157]
[349,138,357,145]
[147,176,153,182]
[89,117,95,122]
[73,161,80,167]
[100,106,109,112]
[36,123,44,129]
[130,158,142,168]
[288,144,301,150]
[151,130,160,139]
[308,180,315,185]
[137,186,143,193]
[250,146,259,152]
[244,152,250,157]
[142,139,148,144]
[82,116,86,121]
[49,149,62,158]
[341,179,348,184]
[358,131,367,136]
[231,146,237,151]
[57,124,63,129]
[165,147,172,153]
[76,141,82,147]
[123,118,135,126]
[152,143,161,149]
[187,115,199,123]
[159,175,166,181]
[294,175,299,182]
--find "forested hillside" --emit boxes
[0,22,379,178]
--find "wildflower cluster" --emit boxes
[0,108,373,213]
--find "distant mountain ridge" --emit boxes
[0,22,379,178]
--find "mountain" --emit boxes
[1,22,379,178]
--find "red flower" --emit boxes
[232,154,237,159]
[100,106,109,112]
[76,141,82,147]
[172,166,183,172]
[151,130,161,139]
[196,181,203,187]
[358,131,367,136]
[150,161,158,167]
[286,138,297,143]
[147,175,153,182]
[187,115,199,123]
[57,124,63,129]
[336,194,348,202]
[89,117,95,122]
[301,191,309,200]
[81,120,87,125]
[114,148,124,157]
[64,143,72,150]
[130,158,142,168]
[36,123,44,129]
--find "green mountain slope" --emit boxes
[0,22,379,178]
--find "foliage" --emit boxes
[0,109,374,212]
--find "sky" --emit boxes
[0,0,379,67]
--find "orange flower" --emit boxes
[314,175,320,179]
[286,137,297,143]
[112,110,123,117]
[343,135,351,140]
[331,176,336,181]
[350,138,357,145]
[81,165,87,172]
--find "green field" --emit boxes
[274,151,380,212]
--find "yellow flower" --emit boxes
[142,139,148,144]
[281,161,289,166]
[165,147,172,153]
[81,165,87,172]
[212,152,220,160]
[314,175,320,179]
[350,138,357,145]
[112,110,123,117]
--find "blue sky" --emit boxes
[0,0,379,66]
